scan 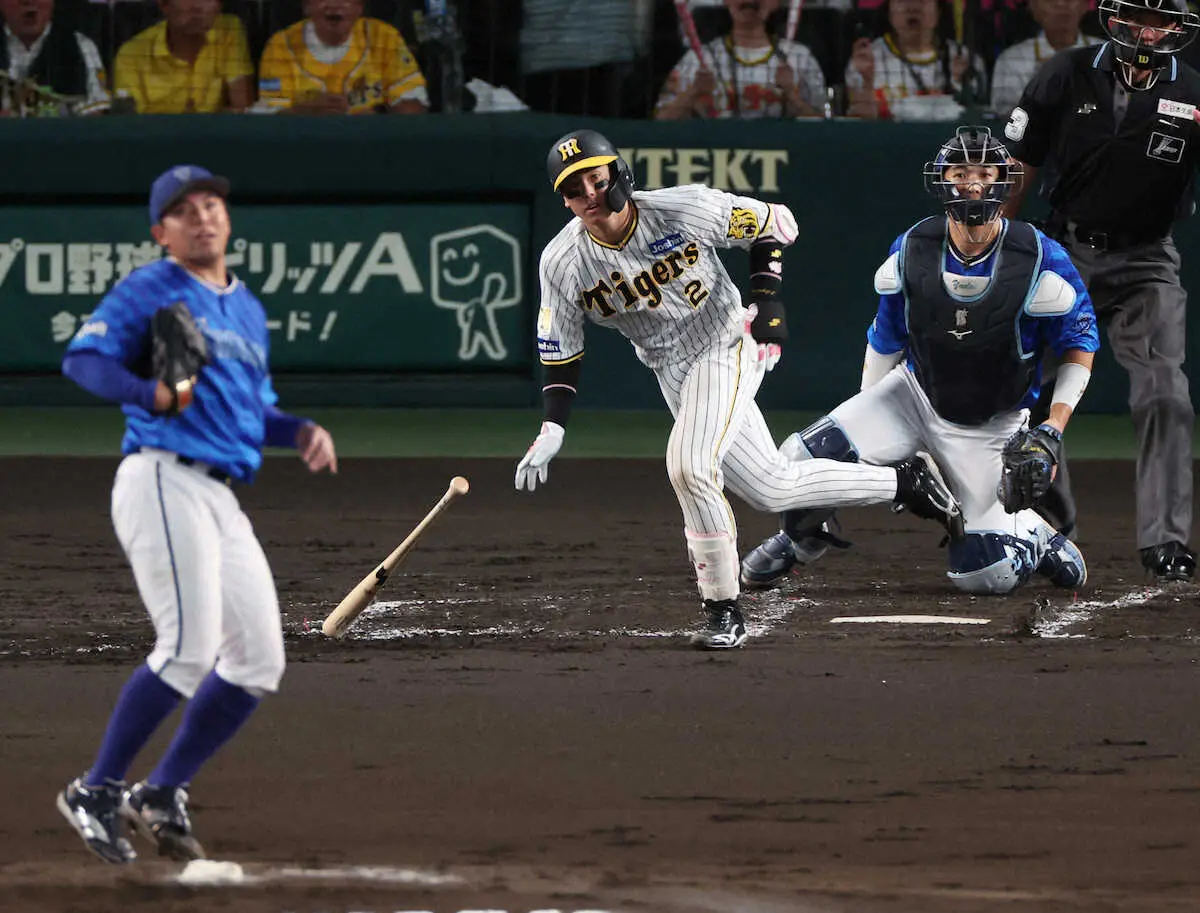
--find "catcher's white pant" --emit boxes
[827,364,1058,587]
[655,329,903,602]
[111,449,285,697]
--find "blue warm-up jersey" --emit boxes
[66,259,276,482]
[866,221,1100,411]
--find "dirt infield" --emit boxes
[2,456,1198,913]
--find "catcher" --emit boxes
[741,126,1099,595]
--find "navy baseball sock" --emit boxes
[148,671,260,789]
[87,663,183,786]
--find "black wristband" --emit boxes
[542,360,581,428]
[749,298,788,343]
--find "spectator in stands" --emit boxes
[989,0,1097,118]
[0,0,109,115]
[519,0,640,117]
[654,0,827,119]
[256,0,427,114]
[113,0,254,113]
[844,0,987,119]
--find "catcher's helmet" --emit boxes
[1100,0,1199,86]
[923,126,1020,227]
[546,129,635,213]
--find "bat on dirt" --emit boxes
[784,0,803,42]
[321,476,470,639]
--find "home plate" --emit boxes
[831,614,991,625]
[177,860,245,885]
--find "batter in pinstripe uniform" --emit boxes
[515,128,964,649]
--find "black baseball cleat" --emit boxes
[1141,541,1196,582]
[690,599,748,650]
[1037,533,1088,588]
[57,776,137,864]
[893,451,965,541]
[122,782,206,861]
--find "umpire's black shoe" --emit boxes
[1141,541,1197,582]
[893,452,965,541]
[122,782,206,861]
[57,776,137,864]
[690,599,748,650]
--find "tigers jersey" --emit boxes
[655,37,828,119]
[536,184,779,371]
[257,18,427,114]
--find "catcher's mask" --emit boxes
[1100,0,1199,89]
[546,129,635,214]
[923,126,1020,227]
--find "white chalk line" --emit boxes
[1033,586,1165,638]
[327,594,821,642]
[304,585,1184,643]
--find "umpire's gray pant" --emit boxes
[1065,235,1194,550]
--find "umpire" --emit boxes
[1002,0,1200,581]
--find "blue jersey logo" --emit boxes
[649,233,684,255]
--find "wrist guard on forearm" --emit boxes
[748,240,788,342]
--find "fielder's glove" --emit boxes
[515,421,565,492]
[997,423,1062,513]
[744,303,783,372]
[151,302,209,415]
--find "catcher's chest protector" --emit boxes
[902,218,1041,426]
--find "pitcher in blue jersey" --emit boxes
[56,165,338,864]
[741,126,1100,595]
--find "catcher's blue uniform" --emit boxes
[868,220,1100,416]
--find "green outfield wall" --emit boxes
[0,113,1187,412]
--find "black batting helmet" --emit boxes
[1099,0,1199,87]
[546,129,635,213]
[923,126,1021,227]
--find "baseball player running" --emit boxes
[56,165,337,864]
[517,129,964,649]
[742,126,1100,595]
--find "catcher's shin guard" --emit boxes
[1036,533,1087,588]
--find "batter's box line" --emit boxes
[1032,586,1165,638]
[304,595,821,642]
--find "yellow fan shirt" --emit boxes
[257,18,426,114]
[113,14,253,113]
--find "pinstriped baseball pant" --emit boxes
[655,331,900,599]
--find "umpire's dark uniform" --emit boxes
[1004,36,1199,579]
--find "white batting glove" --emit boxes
[515,421,565,492]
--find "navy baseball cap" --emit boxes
[149,165,231,225]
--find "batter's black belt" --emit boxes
[139,447,234,486]
[1057,217,1165,253]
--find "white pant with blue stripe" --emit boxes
[111,449,284,697]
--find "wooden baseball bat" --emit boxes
[321,476,470,639]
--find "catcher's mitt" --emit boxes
[997,423,1062,513]
[151,302,209,415]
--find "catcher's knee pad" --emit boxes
[778,417,858,539]
[781,416,860,463]
[946,532,1036,595]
